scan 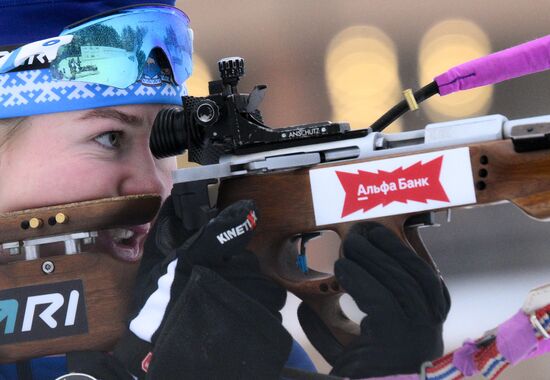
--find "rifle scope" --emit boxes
[150,57,355,165]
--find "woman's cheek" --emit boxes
[159,160,176,199]
[47,161,122,201]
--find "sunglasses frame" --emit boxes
[0,4,192,88]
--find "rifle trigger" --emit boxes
[296,255,308,274]
[296,232,321,274]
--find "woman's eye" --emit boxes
[94,131,122,149]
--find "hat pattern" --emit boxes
[0,68,185,118]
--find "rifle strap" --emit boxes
[418,305,550,380]
[363,283,550,380]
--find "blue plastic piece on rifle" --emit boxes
[296,255,308,274]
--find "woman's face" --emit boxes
[0,104,177,261]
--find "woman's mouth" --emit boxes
[91,225,150,262]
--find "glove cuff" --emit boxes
[113,330,154,379]
[149,265,293,379]
[330,324,444,378]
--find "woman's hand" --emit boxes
[299,222,450,378]
[84,197,292,379]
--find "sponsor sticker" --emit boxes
[0,280,88,345]
[309,147,476,226]
[216,210,257,245]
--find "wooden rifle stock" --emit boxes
[0,195,161,363]
[217,138,550,347]
[2,137,547,360]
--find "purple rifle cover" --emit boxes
[435,34,550,95]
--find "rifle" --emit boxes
[0,195,160,362]
[1,34,550,362]
[149,35,550,349]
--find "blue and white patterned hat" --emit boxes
[0,0,188,119]
[0,0,177,46]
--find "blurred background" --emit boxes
[176,0,550,377]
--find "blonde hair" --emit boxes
[0,117,25,150]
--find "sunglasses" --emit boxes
[0,4,193,89]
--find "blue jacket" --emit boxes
[0,339,315,379]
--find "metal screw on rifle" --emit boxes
[55,212,69,224]
[29,217,43,229]
[42,260,55,274]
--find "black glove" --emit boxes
[298,222,450,378]
[68,197,291,379]
[66,197,191,380]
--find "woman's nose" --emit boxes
[118,153,173,199]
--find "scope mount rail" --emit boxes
[173,114,550,184]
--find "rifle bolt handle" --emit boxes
[55,213,69,224]
[29,218,43,229]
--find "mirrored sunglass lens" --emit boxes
[127,10,192,86]
[157,17,193,84]
[50,8,192,88]
[51,36,139,88]
[52,18,142,88]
